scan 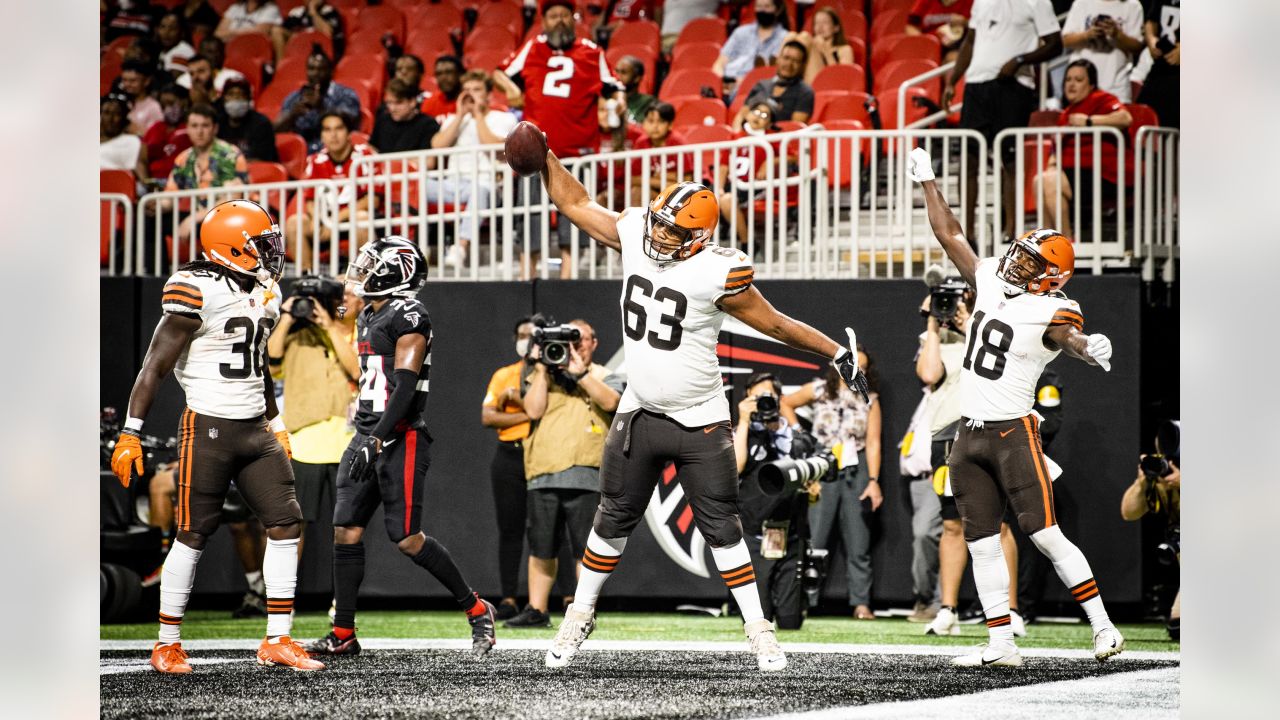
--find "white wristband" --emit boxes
[124,416,144,432]
[269,416,286,433]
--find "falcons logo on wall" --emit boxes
[637,317,822,578]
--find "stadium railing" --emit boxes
[100,193,134,277]
[1132,126,1180,282]
[993,125,1126,275]
[117,125,1175,281]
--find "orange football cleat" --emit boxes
[257,636,326,671]
[150,642,193,674]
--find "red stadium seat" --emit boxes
[775,120,807,133]
[275,133,309,179]
[876,87,929,129]
[403,3,464,36]
[676,17,727,47]
[208,0,236,13]
[344,30,394,59]
[728,66,778,116]
[670,40,722,69]
[276,0,305,13]
[814,91,872,125]
[812,63,867,94]
[869,8,910,43]
[101,168,137,200]
[466,25,519,54]
[1124,102,1161,184]
[328,0,364,36]
[223,57,263,98]
[335,54,388,100]
[227,32,273,71]
[101,58,122,96]
[248,161,288,185]
[610,19,661,49]
[404,27,457,69]
[476,1,524,37]
[1022,138,1054,212]
[103,35,134,59]
[874,58,939,96]
[737,0,797,27]
[871,33,940,71]
[356,5,406,46]
[820,119,870,186]
[283,30,334,62]
[359,107,374,135]
[351,130,371,148]
[1029,110,1059,128]
[463,48,514,73]
[673,97,727,129]
[684,123,734,144]
[659,69,722,102]
[606,45,658,95]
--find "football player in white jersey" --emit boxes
[530,146,870,672]
[110,200,324,674]
[908,147,1123,666]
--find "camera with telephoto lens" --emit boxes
[928,277,970,323]
[533,324,582,368]
[288,275,345,328]
[751,393,780,424]
[1140,453,1171,479]
[757,452,837,496]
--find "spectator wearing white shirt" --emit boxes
[155,11,196,75]
[430,70,520,271]
[713,0,790,94]
[1061,0,1145,102]
[176,37,246,96]
[100,93,150,183]
[215,0,283,41]
[944,0,1062,241]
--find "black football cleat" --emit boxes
[231,590,267,619]
[305,630,361,656]
[469,599,497,660]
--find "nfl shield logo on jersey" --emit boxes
[208,428,218,439]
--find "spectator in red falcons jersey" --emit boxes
[420,55,464,123]
[285,111,376,271]
[494,0,626,279]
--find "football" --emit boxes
[504,121,549,177]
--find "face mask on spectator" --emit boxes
[224,99,250,119]
[756,11,777,28]
[516,339,530,357]
[547,27,575,50]
[163,105,185,125]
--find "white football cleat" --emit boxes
[924,607,960,636]
[1093,626,1125,662]
[745,619,787,672]
[544,604,595,669]
[951,643,1023,667]
[1010,609,1027,638]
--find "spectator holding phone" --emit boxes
[1062,0,1145,102]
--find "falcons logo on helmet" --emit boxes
[393,247,418,280]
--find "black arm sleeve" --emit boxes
[370,368,420,440]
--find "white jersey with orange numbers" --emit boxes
[161,267,282,420]
[614,209,753,427]
[961,257,1085,421]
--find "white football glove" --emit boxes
[908,147,935,183]
[1085,333,1112,372]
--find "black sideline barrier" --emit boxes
[101,275,1146,605]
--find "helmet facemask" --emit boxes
[997,242,1053,295]
[643,210,708,264]
[246,227,285,283]
[344,238,426,299]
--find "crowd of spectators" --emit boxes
[102,0,1179,275]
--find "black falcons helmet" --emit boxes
[345,236,428,299]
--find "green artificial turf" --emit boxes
[101,610,1178,652]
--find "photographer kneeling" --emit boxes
[507,319,622,628]
[1121,421,1180,640]
[735,373,830,630]
[266,275,361,563]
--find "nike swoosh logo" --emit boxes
[549,652,562,660]
[981,656,1002,665]
[704,426,718,434]
[1000,429,1015,438]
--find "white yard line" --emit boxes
[746,666,1181,720]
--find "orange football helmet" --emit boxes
[199,199,285,283]
[997,228,1075,294]
[644,182,719,262]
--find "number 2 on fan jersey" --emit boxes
[542,56,574,98]
[358,355,389,412]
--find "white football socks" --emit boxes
[711,541,764,624]
[244,570,264,595]
[263,537,299,638]
[1030,525,1113,633]
[158,541,202,645]
[967,534,1015,646]
[572,530,627,612]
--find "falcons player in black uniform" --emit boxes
[306,236,496,659]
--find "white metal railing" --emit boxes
[100,193,134,276]
[1132,126,1179,282]
[113,126,1174,281]
[901,61,957,130]
[134,178,343,277]
[993,126,1126,275]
